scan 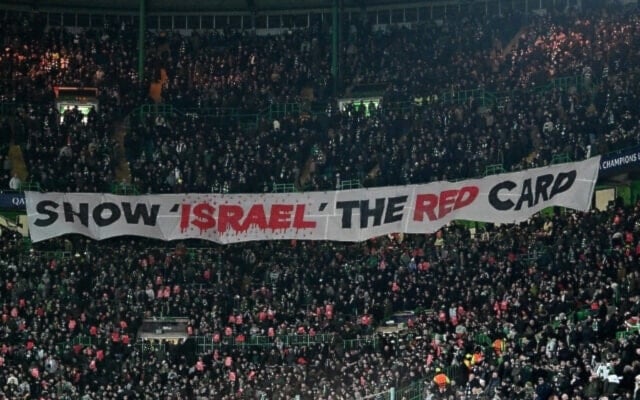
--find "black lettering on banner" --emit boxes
[34,201,59,227]
[339,197,408,229]
[63,202,89,227]
[515,178,533,211]
[360,198,385,228]
[122,203,160,225]
[384,195,407,224]
[35,200,160,229]
[490,171,578,211]
[336,201,359,228]
[549,171,576,198]
[93,202,121,227]
[488,181,516,211]
[534,174,554,204]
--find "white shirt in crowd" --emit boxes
[9,174,21,190]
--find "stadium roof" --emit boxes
[0,0,423,13]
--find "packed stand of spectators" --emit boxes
[490,10,640,167]
[340,13,520,98]
[3,7,640,193]
[155,28,333,111]
[1,199,640,399]
[307,9,640,190]
[0,13,144,191]
[125,23,336,193]
[127,13,522,193]
[18,104,117,192]
[128,8,640,193]
[125,111,312,194]
[3,3,640,399]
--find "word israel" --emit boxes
[25,157,600,243]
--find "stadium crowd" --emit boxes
[0,1,640,400]
[118,7,640,193]
[2,6,640,192]
[1,197,640,399]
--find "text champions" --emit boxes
[25,157,600,243]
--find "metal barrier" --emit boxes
[338,179,362,190]
[111,182,140,195]
[269,102,302,120]
[129,75,590,131]
[395,380,425,400]
[19,181,41,192]
[616,329,639,340]
[361,389,393,400]
[137,103,178,117]
[127,339,169,360]
[196,333,336,353]
[441,87,490,107]
[551,153,572,165]
[373,365,460,400]
[30,250,73,260]
[494,75,591,107]
[133,102,307,129]
[483,164,505,176]
[342,335,380,352]
[272,183,297,193]
[56,335,98,355]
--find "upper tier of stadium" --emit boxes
[0,0,494,13]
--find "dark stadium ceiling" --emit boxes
[0,0,427,12]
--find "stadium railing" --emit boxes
[195,333,337,353]
[128,74,589,131]
[342,335,380,352]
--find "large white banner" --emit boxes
[25,157,601,243]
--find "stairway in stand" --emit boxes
[113,119,131,184]
[502,26,528,64]
[8,144,28,183]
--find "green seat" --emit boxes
[576,310,590,321]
